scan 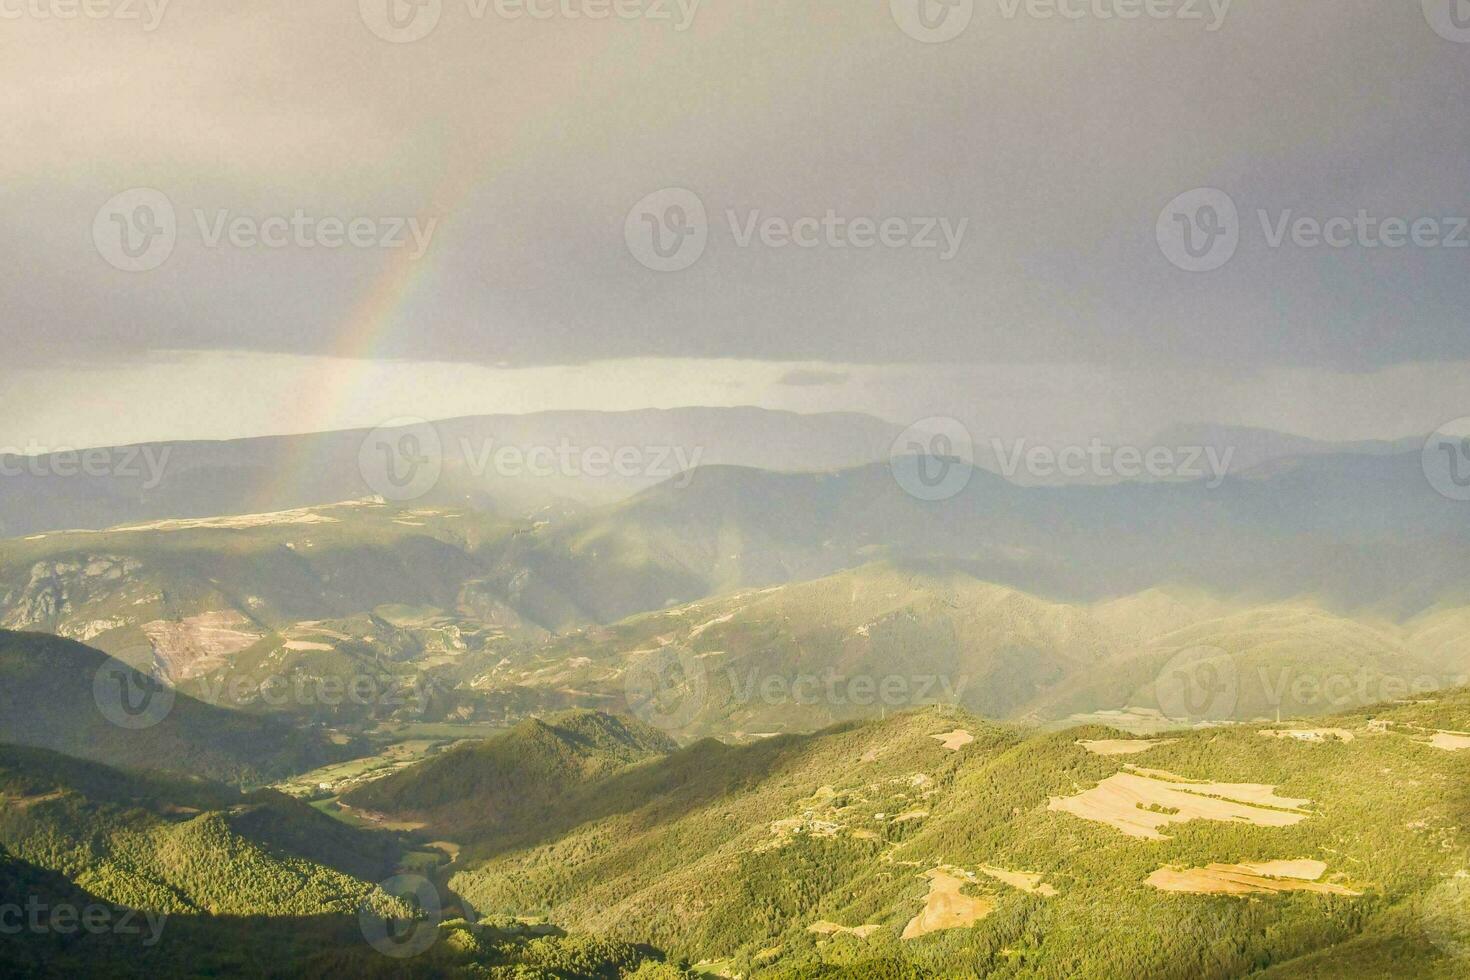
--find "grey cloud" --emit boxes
[1,1,1467,375]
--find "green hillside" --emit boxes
[0,743,693,980]
[342,710,678,839]
[0,742,404,914]
[359,692,1470,979]
[0,840,690,978]
[0,742,697,977]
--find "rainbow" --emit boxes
[250,165,472,512]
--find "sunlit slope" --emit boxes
[387,693,1470,979]
[473,563,1461,733]
[1030,603,1444,725]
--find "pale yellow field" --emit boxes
[1428,731,1470,751]
[1077,738,1175,756]
[901,868,995,940]
[929,729,974,751]
[1146,860,1360,896]
[976,865,1059,896]
[808,921,881,939]
[1049,768,1313,840]
[112,506,342,532]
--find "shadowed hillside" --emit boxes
[0,631,349,785]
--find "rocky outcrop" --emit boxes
[0,556,142,631]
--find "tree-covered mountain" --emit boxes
[0,841,690,979]
[341,710,677,839]
[337,694,1470,979]
[0,743,693,978]
[0,742,404,915]
[0,408,904,539]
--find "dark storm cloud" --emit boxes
[1,0,1468,373]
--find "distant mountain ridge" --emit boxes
[1149,423,1418,476]
[472,562,1470,734]
[0,407,905,538]
[492,448,1470,618]
[4,442,1469,727]
[1,409,1436,540]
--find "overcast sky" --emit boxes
[2,1,1468,447]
